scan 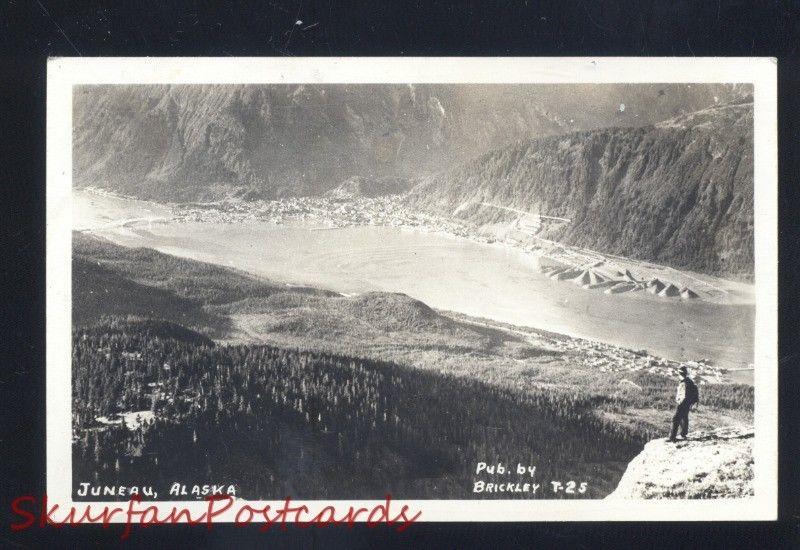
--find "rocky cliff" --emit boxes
[406,96,754,277]
[73,84,745,202]
[606,427,754,499]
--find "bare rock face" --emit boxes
[606,427,754,499]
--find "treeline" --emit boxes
[73,320,644,500]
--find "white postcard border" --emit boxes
[47,57,778,521]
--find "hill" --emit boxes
[73,84,746,202]
[223,291,450,336]
[606,427,754,499]
[406,97,754,277]
[343,292,440,330]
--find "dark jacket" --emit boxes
[675,377,699,406]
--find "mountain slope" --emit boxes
[72,233,514,352]
[72,256,232,336]
[407,97,754,277]
[325,175,412,199]
[73,84,746,202]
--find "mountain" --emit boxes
[607,427,754,499]
[406,96,754,277]
[73,83,746,201]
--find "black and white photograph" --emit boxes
[45,58,778,521]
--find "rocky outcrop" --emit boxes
[606,427,754,499]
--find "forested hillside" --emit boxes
[72,232,334,336]
[73,84,745,201]
[73,319,643,499]
[407,97,754,277]
[72,256,232,335]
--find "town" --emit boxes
[170,195,491,241]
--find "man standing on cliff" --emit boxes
[668,366,699,442]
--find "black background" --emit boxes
[2,1,799,547]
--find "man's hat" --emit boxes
[679,366,688,375]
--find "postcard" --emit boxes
[45,57,778,522]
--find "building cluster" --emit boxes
[171,196,497,242]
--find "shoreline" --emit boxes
[78,186,755,302]
[75,188,755,383]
